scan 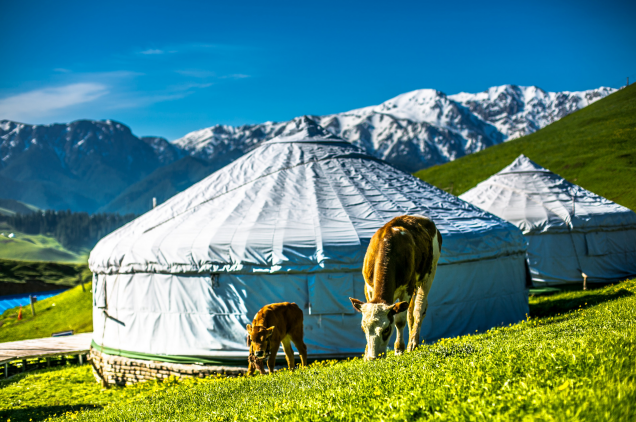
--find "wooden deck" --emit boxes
[0,333,92,367]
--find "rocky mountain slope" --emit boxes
[0,119,169,212]
[0,84,615,214]
[174,85,614,173]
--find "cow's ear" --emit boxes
[349,298,364,313]
[389,301,409,316]
[246,324,252,333]
[266,326,276,338]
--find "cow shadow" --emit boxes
[0,404,103,421]
[529,288,633,318]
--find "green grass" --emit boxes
[0,222,87,263]
[0,365,198,422]
[0,282,93,342]
[1,279,633,422]
[414,84,636,211]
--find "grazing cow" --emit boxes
[349,215,442,361]
[246,302,308,375]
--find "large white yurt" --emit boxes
[460,154,636,286]
[89,128,528,368]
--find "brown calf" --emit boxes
[349,215,442,360]
[246,302,308,375]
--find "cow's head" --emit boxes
[246,324,275,361]
[349,298,409,361]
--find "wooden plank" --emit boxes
[0,333,92,362]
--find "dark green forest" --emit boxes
[5,210,136,251]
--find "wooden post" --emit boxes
[79,354,84,365]
[30,295,36,316]
[153,197,157,209]
[582,272,588,291]
[22,359,26,372]
[4,363,7,378]
[46,357,50,367]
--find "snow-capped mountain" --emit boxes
[174,84,614,172]
[0,84,615,213]
[449,85,616,140]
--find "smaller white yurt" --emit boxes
[460,154,636,286]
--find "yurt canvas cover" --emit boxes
[89,131,528,364]
[460,154,636,286]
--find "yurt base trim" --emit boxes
[89,346,248,386]
[91,340,248,366]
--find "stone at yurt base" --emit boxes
[89,347,246,386]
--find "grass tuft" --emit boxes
[0,282,93,342]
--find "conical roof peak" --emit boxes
[498,154,551,175]
[263,116,345,145]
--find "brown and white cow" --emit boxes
[350,215,442,361]
[246,302,308,375]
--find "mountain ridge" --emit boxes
[0,84,615,214]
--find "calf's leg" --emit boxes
[267,341,281,374]
[291,334,308,368]
[282,337,295,370]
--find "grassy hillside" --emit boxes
[415,84,636,211]
[0,282,92,342]
[0,219,87,262]
[1,279,633,421]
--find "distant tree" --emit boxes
[8,210,136,250]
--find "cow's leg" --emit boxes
[408,267,437,352]
[407,284,427,352]
[406,293,417,348]
[267,341,280,374]
[394,310,407,355]
[291,334,308,368]
[394,293,410,355]
[247,358,256,376]
[282,336,295,370]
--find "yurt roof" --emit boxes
[89,129,526,275]
[460,154,636,235]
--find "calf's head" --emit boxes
[246,324,275,360]
[349,298,409,361]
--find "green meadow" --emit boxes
[415,84,636,211]
[0,282,93,342]
[0,222,87,264]
[1,279,634,421]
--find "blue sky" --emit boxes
[1,0,634,140]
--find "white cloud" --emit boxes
[176,69,216,78]
[0,83,108,121]
[221,74,250,79]
[140,49,164,55]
